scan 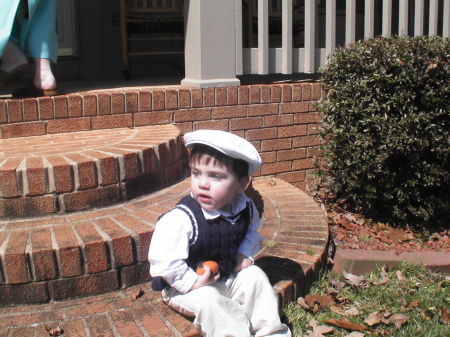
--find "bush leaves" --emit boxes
[316,35,450,229]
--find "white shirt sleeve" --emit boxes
[237,200,264,260]
[148,208,198,294]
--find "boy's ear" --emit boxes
[238,176,251,192]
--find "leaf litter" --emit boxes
[287,264,450,336]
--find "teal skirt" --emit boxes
[0,0,58,62]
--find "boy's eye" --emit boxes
[210,174,222,180]
[191,170,200,177]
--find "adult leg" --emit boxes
[163,284,252,337]
[228,265,291,337]
[0,0,30,88]
[24,0,58,91]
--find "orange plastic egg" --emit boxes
[196,261,219,275]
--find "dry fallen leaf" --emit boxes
[390,313,410,328]
[298,297,310,310]
[344,332,365,337]
[365,311,382,326]
[396,270,407,281]
[330,278,346,291]
[409,300,420,308]
[45,324,64,336]
[130,287,145,301]
[441,306,450,324]
[305,318,334,337]
[343,269,365,287]
[305,294,335,308]
[344,307,361,316]
[325,317,373,332]
[373,267,390,285]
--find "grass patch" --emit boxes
[285,263,450,336]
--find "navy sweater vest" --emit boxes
[152,195,252,291]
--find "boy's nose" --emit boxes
[199,177,209,189]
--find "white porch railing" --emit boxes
[235,0,450,75]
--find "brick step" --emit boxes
[0,177,330,307]
[0,124,183,217]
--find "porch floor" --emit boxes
[0,73,319,99]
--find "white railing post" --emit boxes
[414,0,425,36]
[282,0,292,74]
[181,0,240,88]
[365,0,375,38]
[235,0,243,75]
[382,0,392,37]
[258,0,269,74]
[304,0,316,73]
[444,0,450,38]
[398,0,408,36]
[346,0,356,44]
[429,0,439,36]
[325,0,336,56]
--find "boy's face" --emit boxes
[190,155,249,213]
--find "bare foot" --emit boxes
[34,58,57,90]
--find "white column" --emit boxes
[181,0,240,88]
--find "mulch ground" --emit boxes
[308,187,450,255]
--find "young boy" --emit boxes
[149,130,291,337]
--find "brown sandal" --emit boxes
[12,81,59,98]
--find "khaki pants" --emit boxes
[162,265,291,337]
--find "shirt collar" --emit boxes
[197,192,248,220]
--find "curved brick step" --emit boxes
[0,176,330,308]
[0,124,183,217]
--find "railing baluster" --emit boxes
[235,0,243,75]
[365,0,375,38]
[258,0,269,74]
[444,0,450,38]
[326,0,336,57]
[429,0,439,36]
[382,0,392,37]
[304,0,316,73]
[414,0,425,36]
[282,0,292,74]
[346,0,356,45]
[398,0,409,36]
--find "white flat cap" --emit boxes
[184,130,262,176]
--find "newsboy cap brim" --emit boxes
[184,130,262,176]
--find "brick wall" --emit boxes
[0,82,323,189]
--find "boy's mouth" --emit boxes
[198,194,212,204]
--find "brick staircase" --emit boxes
[0,84,330,335]
[0,125,183,217]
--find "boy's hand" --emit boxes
[190,267,220,291]
[234,253,253,272]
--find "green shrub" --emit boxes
[316,35,450,228]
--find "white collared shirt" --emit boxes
[148,192,263,294]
